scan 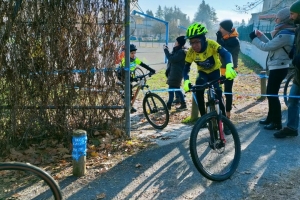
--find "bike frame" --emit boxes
[190,78,226,141]
[130,75,150,106]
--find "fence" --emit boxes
[0,1,125,153]
[238,24,275,43]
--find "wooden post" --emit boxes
[72,129,87,177]
[191,97,199,121]
[260,71,267,100]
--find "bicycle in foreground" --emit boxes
[124,71,170,129]
[0,162,62,200]
[188,76,241,181]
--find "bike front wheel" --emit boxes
[143,93,169,129]
[0,162,63,200]
[190,112,241,181]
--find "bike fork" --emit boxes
[209,110,226,149]
[145,93,157,113]
[215,101,226,142]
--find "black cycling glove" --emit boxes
[249,31,257,41]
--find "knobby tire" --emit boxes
[0,162,63,200]
[190,112,241,181]
[143,93,169,129]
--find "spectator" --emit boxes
[163,36,187,110]
[216,19,241,119]
[274,1,300,138]
[249,7,295,130]
[166,65,182,104]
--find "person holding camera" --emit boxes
[163,36,187,110]
[249,7,295,130]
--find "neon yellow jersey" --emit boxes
[185,39,222,74]
[121,57,142,71]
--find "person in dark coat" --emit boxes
[163,36,187,110]
[216,19,240,119]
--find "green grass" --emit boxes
[238,53,263,74]
[146,52,263,100]
[181,116,199,124]
[146,63,198,100]
[149,53,260,84]
[143,52,263,123]
[146,70,168,90]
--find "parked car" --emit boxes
[130,36,137,41]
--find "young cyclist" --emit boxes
[119,44,156,113]
[183,22,237,133]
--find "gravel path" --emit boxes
[57,109,300,200]
[56,44,300,200]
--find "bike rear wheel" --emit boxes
[283,73,294,107]
[143,93,169,129]
[0,162,62,200]
[190,112,241,181]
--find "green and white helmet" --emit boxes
[185,22,208,39]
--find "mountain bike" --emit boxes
[188,76,241,181]
[126,71,169,129]
[85,67,153,124]
[0,162,63,200]
[95,67,169,129]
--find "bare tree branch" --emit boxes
[235,0,264,13]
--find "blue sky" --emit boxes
[135,0,263,23]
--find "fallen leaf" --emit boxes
[135,163,142,168]
[90,151,98,157]
[97,193,106,199]
[57,148,69,154]
[24,147,35,154]
[94,131,101,136]
[10,148,23,157]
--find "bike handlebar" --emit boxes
[189,76,227,92]
[132,71,155,82]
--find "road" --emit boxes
[60,110,300,200]
[57,44,300,199]
[131,42,169,72]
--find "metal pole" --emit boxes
[260,71,267,100]
[165,22,169,63]
[124,0,131,137]
[131,10,168,63]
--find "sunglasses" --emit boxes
[189,40,201,46]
